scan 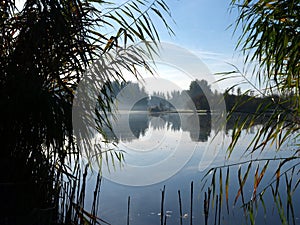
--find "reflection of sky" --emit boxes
[100,113,296,183]
[119,126,182,167]
[86,125,299,225]
[101,113,203,186]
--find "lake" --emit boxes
[83,112,300,225]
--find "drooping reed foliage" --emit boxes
[225,0,300,153]
[0,0,172,224]
[213,1,300,224]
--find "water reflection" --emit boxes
[103,112,266,143]
[128,113,149,139]
[94,112,299,225]
[104,112,212,142]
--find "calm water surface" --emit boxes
[84,112,299,225]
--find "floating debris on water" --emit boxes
[157,210,172,217]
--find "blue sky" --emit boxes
[136,0,248,93]
[164,1,243,75]
[164,0,237,54]
[15,0,248,92]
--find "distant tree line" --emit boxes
[105,79,293,114]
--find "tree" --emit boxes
[0,0,172,224]
[188,79,213,110]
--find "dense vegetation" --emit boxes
[0,0,172,224]
[226,0,300,151]
[202,1,300,225]
[108,79,293,115]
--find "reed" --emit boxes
[178,190,183,225]
[214,195,218,225]
[160,185,166,225]
[127,196,131,225]
[190,181,194,225]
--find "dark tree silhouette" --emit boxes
[187,79,213,111]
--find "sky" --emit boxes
[162,0,237,56]
[152,0,247,92]
[119,0,251,93]
[15,0,251,93]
